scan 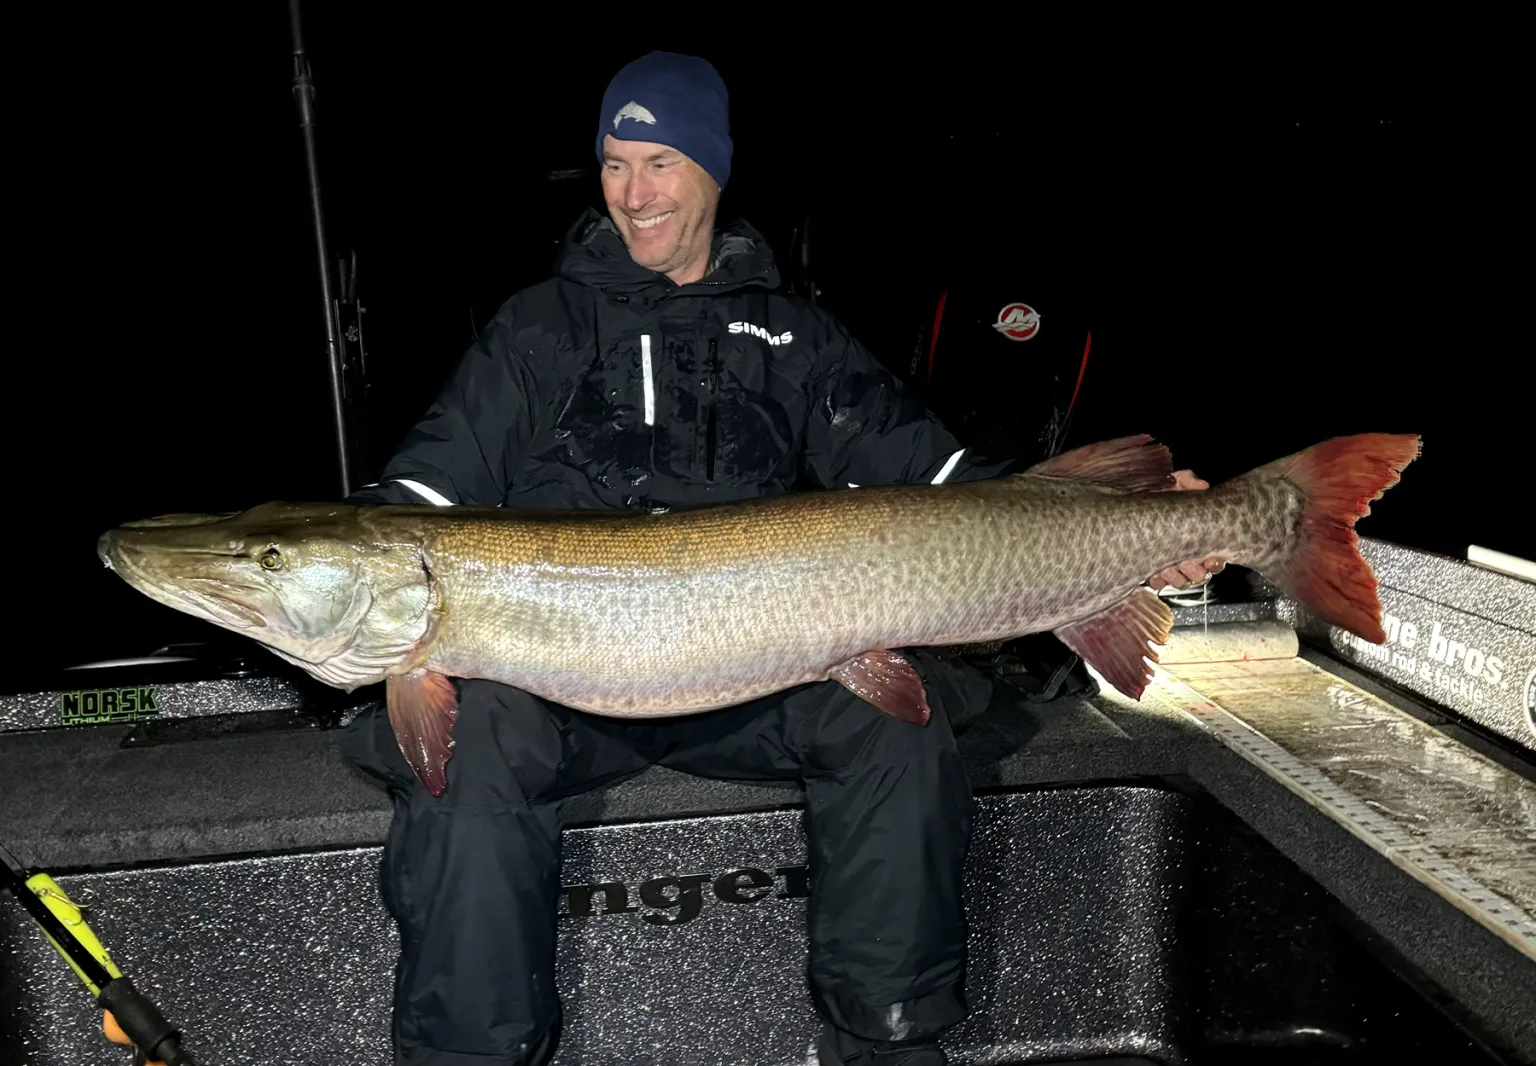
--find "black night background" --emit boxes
[11,12,1527,677]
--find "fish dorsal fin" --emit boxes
[1023,434,1175,492]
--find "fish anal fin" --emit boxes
[830,649,931,725]
[1053,588,1174,700]
[386,669,460,797]
[1024,434,1175,492]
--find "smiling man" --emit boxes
[594,55,730,287]
[600,139,716,283]
[340,51,1221,1066]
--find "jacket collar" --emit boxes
[554,208,781,300]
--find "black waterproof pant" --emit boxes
[341,650,988,1066]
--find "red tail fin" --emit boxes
[1262,433,1422,644]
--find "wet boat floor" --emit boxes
[1149,654,1536,961]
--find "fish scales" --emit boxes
[418,476,1300,716]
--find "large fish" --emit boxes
[98,432,1420,795]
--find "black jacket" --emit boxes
[351,209,1012,511]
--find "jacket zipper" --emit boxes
[704,337,718,482]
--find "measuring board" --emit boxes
[1146,665,1536,962]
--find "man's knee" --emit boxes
[340,699,415,792]
[339,680,565,807]
[796,651,979,773]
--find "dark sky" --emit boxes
[11,11,1526,678]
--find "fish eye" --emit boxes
[258,547,284,571]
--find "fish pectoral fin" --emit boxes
[830,650,931,725]
[1022,433,1175,492]
[386,669,460,797]
[1053,587,1174,700]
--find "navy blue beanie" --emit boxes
[595,51,732,189]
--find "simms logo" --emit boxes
[612,100,657,128]
[728,321,793,346]
[561,863,808,927]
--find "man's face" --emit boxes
[600,134,719,283]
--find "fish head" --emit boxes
[98,502,437,688]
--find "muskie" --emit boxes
[98,433,1420,795]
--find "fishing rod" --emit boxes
[1,841,197,1065]
[290,0,356,498]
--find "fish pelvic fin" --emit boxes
[830,650,931,725]
[1253,433,1422,644]
[386,669,460,796]
[1021,433,1176,492]
[1054,587,1174,700]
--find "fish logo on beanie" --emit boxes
[596,51,733,190]
[612,101,658,128]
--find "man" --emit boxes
[340,51,1221,1066]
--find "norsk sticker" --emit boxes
[60,686,160,726]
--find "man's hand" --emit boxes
[1147,469,1226,591]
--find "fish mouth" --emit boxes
[99,533,267,631]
